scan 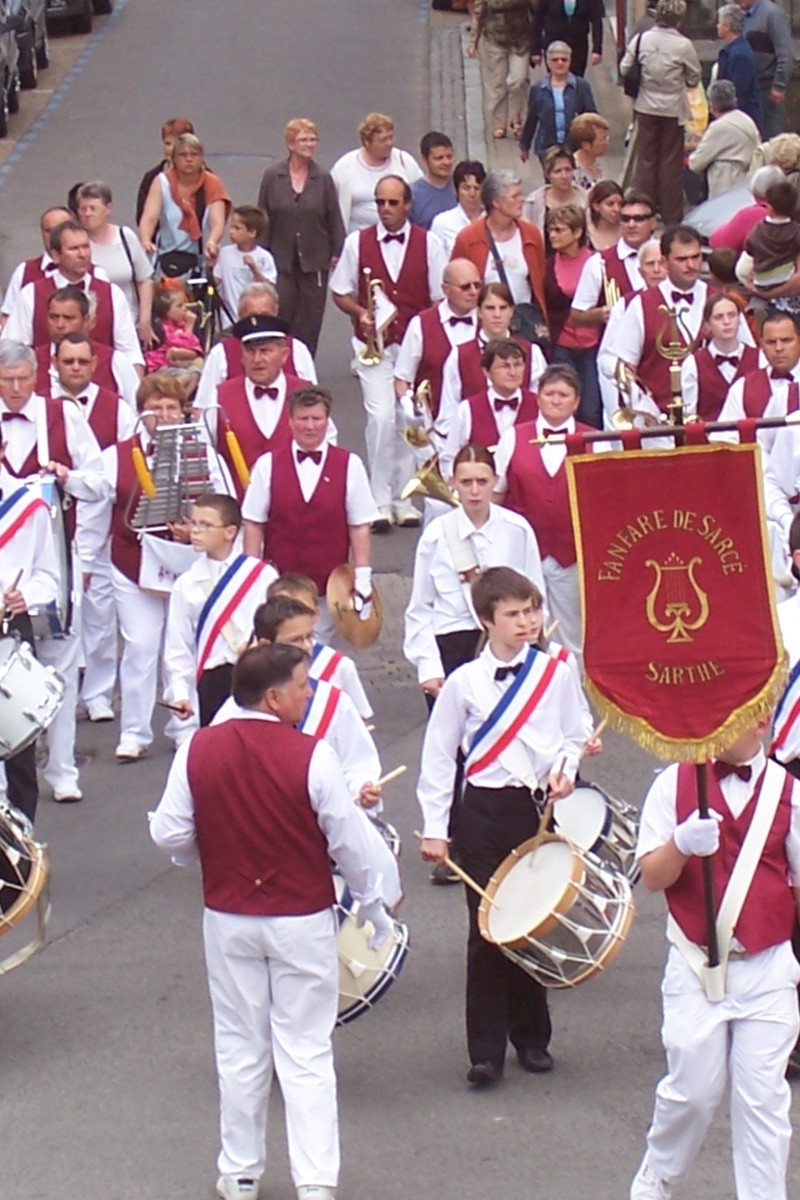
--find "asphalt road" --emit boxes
[0,3,797,1199]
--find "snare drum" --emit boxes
[28,477,74,640]
[367,813,401,858]
[0,637,65,758]
[553,782,640,884]
[333,873,409,1025]
[478,834,634,989]
[0,802,51,975]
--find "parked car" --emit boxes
[45,0,112,37]
[0,0,21,138]
[8,0,48,89]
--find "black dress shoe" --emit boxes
[466,1061,502,1086]
[517,1046,554,1073]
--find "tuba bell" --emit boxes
[400,453,459,508]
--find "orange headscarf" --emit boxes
[165,167,231,242]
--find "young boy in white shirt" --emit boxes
[214,206,277,321]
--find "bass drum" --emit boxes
[333,873,409,1025]
[0,803,51,976]
[28,476,74,640]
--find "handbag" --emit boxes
[485,223,551,357]
[622,31,644,100]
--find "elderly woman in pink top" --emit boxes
[543,203,601,426]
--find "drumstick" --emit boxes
[365,723,375,732]
[544,618,560,640]
[583,717,607,750]
[6,570,23,594]
[376,765,406,788]
[157,700,187,714]
[413,830,500,909]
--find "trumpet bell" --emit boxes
[400,454,459,507]
[326,563,383,648]
[403,425,432,449]
[611,405,665,432]
[356,345,382,366]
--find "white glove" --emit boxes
[673,809,723,857]
[353,566,373,622]
[399,390,424,429]
[356,898,392,950]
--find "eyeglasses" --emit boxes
[376,198,402,207]
[548,55,570,62]
[452,281,482,291]
[621,213,653,223]
[188,520,227,532]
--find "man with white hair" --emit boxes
[597,239,667,427]
[709,164,787,253]
[688,80,760,199]
[716,3,763,130]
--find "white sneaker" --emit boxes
[630,1157,672,1200]
[87,699,114,722]
[296,1188,336,1200]
[115,739,147,763]
[216,1177,259,1200]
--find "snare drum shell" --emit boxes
[479,835,584,950]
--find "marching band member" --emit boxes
[242,386,377,642]
[569,189,657,330]
[680,292,760,421]
[193,283,317,416]
[440,340,539,478]
[4,220,144,373]
[530,600,597,748]
[0,205,72,328]
[418,566,585,1085]
[0,338,109,803]
[151,642,392,1200]
[773,514,800,777]
[631,718,800,1200]
[163,493,276,728]
[266,573,374,722]
[494,363,595,655]
[34,286,140,408]
[330,173,447,531]
[53,332,136,446]
[717,309,800,438]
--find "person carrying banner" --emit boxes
[631,718,800,1200]
[417,565,585,1086]
[163,493,276,728]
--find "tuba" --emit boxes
[400,453,459,508]
[356,268,383,366]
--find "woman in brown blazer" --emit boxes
[257,118,346,355]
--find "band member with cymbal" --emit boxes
[242,386,377,641]
[150,641,392,1200]
[418,566,584,1085]
[631,718,800,1200]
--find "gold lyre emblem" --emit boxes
[644,553,710,643]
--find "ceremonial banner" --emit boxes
[566,443,786,760]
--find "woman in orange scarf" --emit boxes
[139,133,231,273]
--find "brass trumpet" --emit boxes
[357,268,383,366]
[404,379,435,449]
[601,261,621,309]
[400,453,459,508]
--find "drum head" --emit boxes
[482,838,583,948]
[554,785,612,854]
[333,875,409,1025]
[0,814,49,934]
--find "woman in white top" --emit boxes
[76,180,155,345]
[430,159,486,254]
[404,444,545,705]
[330,111,422,234]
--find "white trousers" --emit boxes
[542,557,581,655]
[644,945,800,1200]
[81,548,118,708]
[203,907,339,1187]
[112,566,169,747]
[37,626,81,794]
[354,341,415,513]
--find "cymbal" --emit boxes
[326,563,383,648]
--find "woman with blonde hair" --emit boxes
[330,111,422,232]
[569,112,610,190]
[139,133,231,274]
[257,118,346,354]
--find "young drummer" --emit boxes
[418,566,585,1085]
[163,493,276,728]
[267,573,374,722]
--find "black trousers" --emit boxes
[198,663,234,727]
[459,782,552,1067]
[276,267,328,357]
[5,613,39,824]
[425,630,484,845]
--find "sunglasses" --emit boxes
[376,198,402,207]
[452,281,482,291]
[621,213,653,223]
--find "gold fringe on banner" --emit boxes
[583,651,789,763]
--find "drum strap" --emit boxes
[666,762,785,1002]
[441,509,480,624]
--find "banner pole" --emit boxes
[695,762,720,969]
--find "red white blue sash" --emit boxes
[310,640,344,684]
[547,643,572,667]
[0,485,48,552]
[195,554,270,680]
[466,648,559,777]
[299,677,341,740]
[771,658,800,762]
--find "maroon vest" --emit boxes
[83,386,122,450]
[186,719,334,917]
[21,256,49,288]
[35,341,119,398]
[215,374,303,500]
[741,367,800,418]
[598,246,638,302]
[110,437,144,584]
[264,444,350,591]
[504,421,593,566]
[667,763,795,954]
[456,336,535,401]
[638,287,698,412]
[357,225,432,345]
[221,334,306,382]
[3,400,73,481]
[414,306,454,419]
[693,345,760,421]
[465,387,539,448]
[31,275,113,348]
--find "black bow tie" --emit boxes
[253,386,279,399]
[771,370,794,382]
[383,233,405,245]
[297,449,322,465]
[44,262,57,273]
[494,397,519,412]
[2,411,28,422]
[494,663,523,682]
[541,426,562,438]
[714,355,739,368]
[671,290,694,305]
[449,316,473,327]
[712,761,752,783]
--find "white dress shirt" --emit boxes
[394,300,478,386]
[494,414,575,491]
[680,342,761,421]
[150,710,388,906]
[47,344,140,410]
[438,335,547,436]
[5,270,144,367]
[204,374,337,448]
[193,337,318,413]
[329,221,447,309]
[763,420,800,536]
[404,503,545,682]
[571,239,644,312]
[309,638,373,720]
[417,643,586,838]
[163,547,277,704]
[242,441,378,525]
[0,467,60,610]
[1,253,55,317]
[60,383,137,442]
[0,393,109,502]
[441,385,527,477]
[716,364,800,457]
